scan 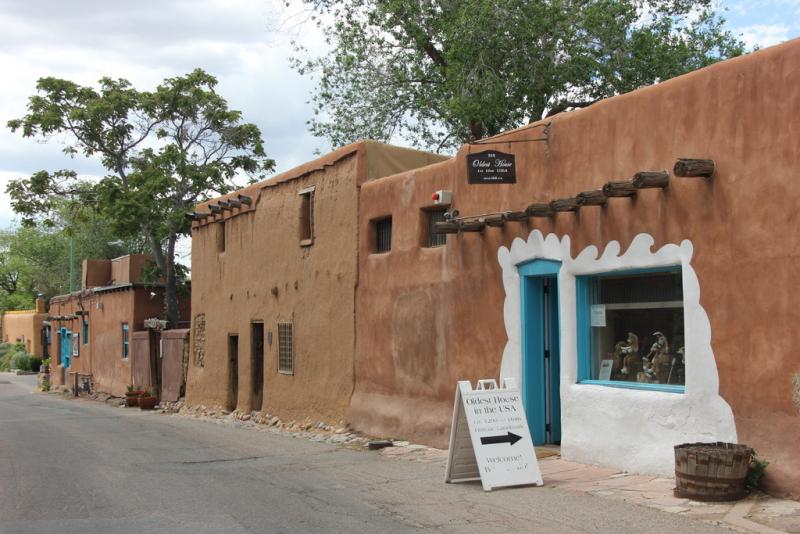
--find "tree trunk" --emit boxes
[147,230,179,329]
[163,234,179,329]
[468,119,483,141]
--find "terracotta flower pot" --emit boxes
[139,396,158,410]
[125,390,145,407]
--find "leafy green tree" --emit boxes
[0,202,148,311]
[7,69,274,326]
[293,0,747,152]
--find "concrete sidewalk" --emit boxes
[381,444,800,534]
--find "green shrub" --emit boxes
[0,348,13,371]
[0,343,39,372]
[747,454,769,491]
[10,351,32,371]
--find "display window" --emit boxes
[578,268,685,391]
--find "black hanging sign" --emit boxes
[467,150,516,184]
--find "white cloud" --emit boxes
[0,0,330,231]
[735,23,792,48]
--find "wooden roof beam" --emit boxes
[633,170,669,189]
[602,180,637,198]
[550,197,581,212]
[674,158,715,178]
[577,190,607,206]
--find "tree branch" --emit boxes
[545,100,597,118]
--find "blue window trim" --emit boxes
[579,380,685,394]
[517,258,562,277]
[576,264,685,394]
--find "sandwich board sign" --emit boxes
[444,378,543,491]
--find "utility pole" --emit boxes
[69,235,75,292]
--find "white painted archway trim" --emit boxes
[498,231,737,475]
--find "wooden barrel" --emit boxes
[674,442,752,501]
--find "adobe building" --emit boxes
[1,298,49,357]
[186,141,447,423]
[49,254,190,396]
[351,40,800,498]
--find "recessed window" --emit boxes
[298,186,314,246]
[424,208,447,248]
[277,322,293,374]
[217,221,226,253]
[82,320,89,345]
[121,323,129,359]
[373,217,392,253]
[578,268,685,390]
[72,332,80,357]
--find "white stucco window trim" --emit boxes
[497,231,737,475]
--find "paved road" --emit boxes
[0,373,732,534]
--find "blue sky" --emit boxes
[0,0,798,237]
[722,0,800,48]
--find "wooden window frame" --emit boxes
[298,186,315,247]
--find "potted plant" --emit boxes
[138,389,158,410]
[125,385,145,407]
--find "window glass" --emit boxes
[587,269,685,386]
[277,322,293,374]
[425,209,447,247]
[122,323,130,359]
[374,217,392,253]
[82,320,89,345]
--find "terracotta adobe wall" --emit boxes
[2,310,47,357]
[353,40,800,498]
[186,141,448,423]
[82,259,111,288]
[49,294,94,387]
[111,254,152,284]
[187,153,361,423]
[89,290,139,396]
[48,285,183,396]
[91,288,184,396]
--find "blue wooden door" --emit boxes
[60,328,71,369]
[519,260,562,445]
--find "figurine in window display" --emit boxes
[614,332,639,376]
[642,331,669,379]
[667,346,684,384]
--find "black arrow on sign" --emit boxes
[480,432,522,446]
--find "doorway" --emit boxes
[520,260,561,445]
[251,322,264,412]
[228,334,239,411]
[59,328,72,386]
[59,328,72,368]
